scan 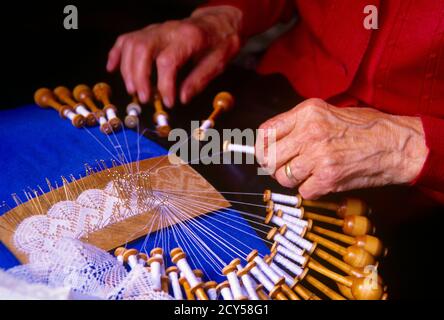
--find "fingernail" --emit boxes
[163,96,172,108]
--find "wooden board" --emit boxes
[0,155,230,263]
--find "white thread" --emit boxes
[106,108,117,120]
[271,192,300,207]
[226,271,244,300]
[276,245,305,264]
[63,109,76,121]
[156,114,168,127]
[275,233,304,254]
[269,262,294,287]
[128,254,138,269]
[236,265,259,300]
[200,119,213,130]
[150,260,162,291]
[168,270,183,300]
[270,215,305,236]
[274,253,303,277]
[274,203,303,218]
[207,287,218,300]
[227,143,255,155]
[280,213,309,228]
[152,253,166,276]
[250,265,274,292]
[99,116,107,126]
[126,103,141,115]
[283,229,314,252]
[176,258,200,289]
[254,256,281,284]
[75,105,91,117]
[117,255,124,265]
[220,286,234,300]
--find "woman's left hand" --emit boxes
[256,98,428,199]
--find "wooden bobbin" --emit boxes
[73,84,112,134]
[93,82,122,131]
[302,197,368,218]
[204,281,219,300]
[114,247,126,264]
[312,225,386,257]
[193,91,234,141]
[263,255,300,300]
[53,86,95,127]
[54,86,97,126]
[303,211,374,236]
[222,262,248,300]
[178,276,195,300]
[122,248,139,269]
[279,225,317,255]
[263,189,302,208]
[34,88,86,128]
[216,281,233,300]
[313,247,382,281]
[147,255,163,291]
[170,248,208,300]
[137,253,148,266]
[166,266,183,300]
[307,259,384,300]
[153,91,171,138]
[255,284,270,300]
[246,261,288,300]
[267,201,304,219]
[265,210,310,237]
[305,232,376,268]
[161,275,169,293]
[125,95,142,129]
[222,141,255,155]
[246,250,286,287]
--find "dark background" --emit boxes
[1,0,443,300]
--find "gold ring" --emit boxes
[285,162,296,182]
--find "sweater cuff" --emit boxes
[411,115,444,192]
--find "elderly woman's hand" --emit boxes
[107,6,242,107]
[256,98,428,199]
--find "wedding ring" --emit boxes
[285,162,296,182]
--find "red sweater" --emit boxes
[205,0,444,203]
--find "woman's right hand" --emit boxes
[107,5,242,107]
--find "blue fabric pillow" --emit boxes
[0,105,268,284]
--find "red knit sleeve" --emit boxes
[411,115,444,192]
[198,0,296,38]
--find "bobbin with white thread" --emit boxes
[263,189,302,208]
[153,91,171,138]
[122,248,140,269]
[125,95,142,128]
[93,83,122,131]
[276,210,312,229]
[178,276,195,300]
[246,250,285,287]
[138,253,148,266]
[73,84,112,134]
[236,263,260,300]
[270,242,306,266]
[267,201,304,219]
[114,247,126,265]
[280,225,317,254]
[170,248,208,300]
[272,251,305,278]
[166,266,183,300]
[204,281,218,300]
[54,86,97,126]
[267,227,307,255]
[246,261,287,300]
[193,92,234,141]
[216,281,234,300]
[150,248,166,275]
[264,255,294,287]
[265,210,307,236]
[222,259,248,300]
[223,141,255,155]
[263,255,300,300]
[147,255,163,291]
[34,88,86,128]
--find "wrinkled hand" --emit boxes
[256,99,428,199]
[107,6,242,107]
